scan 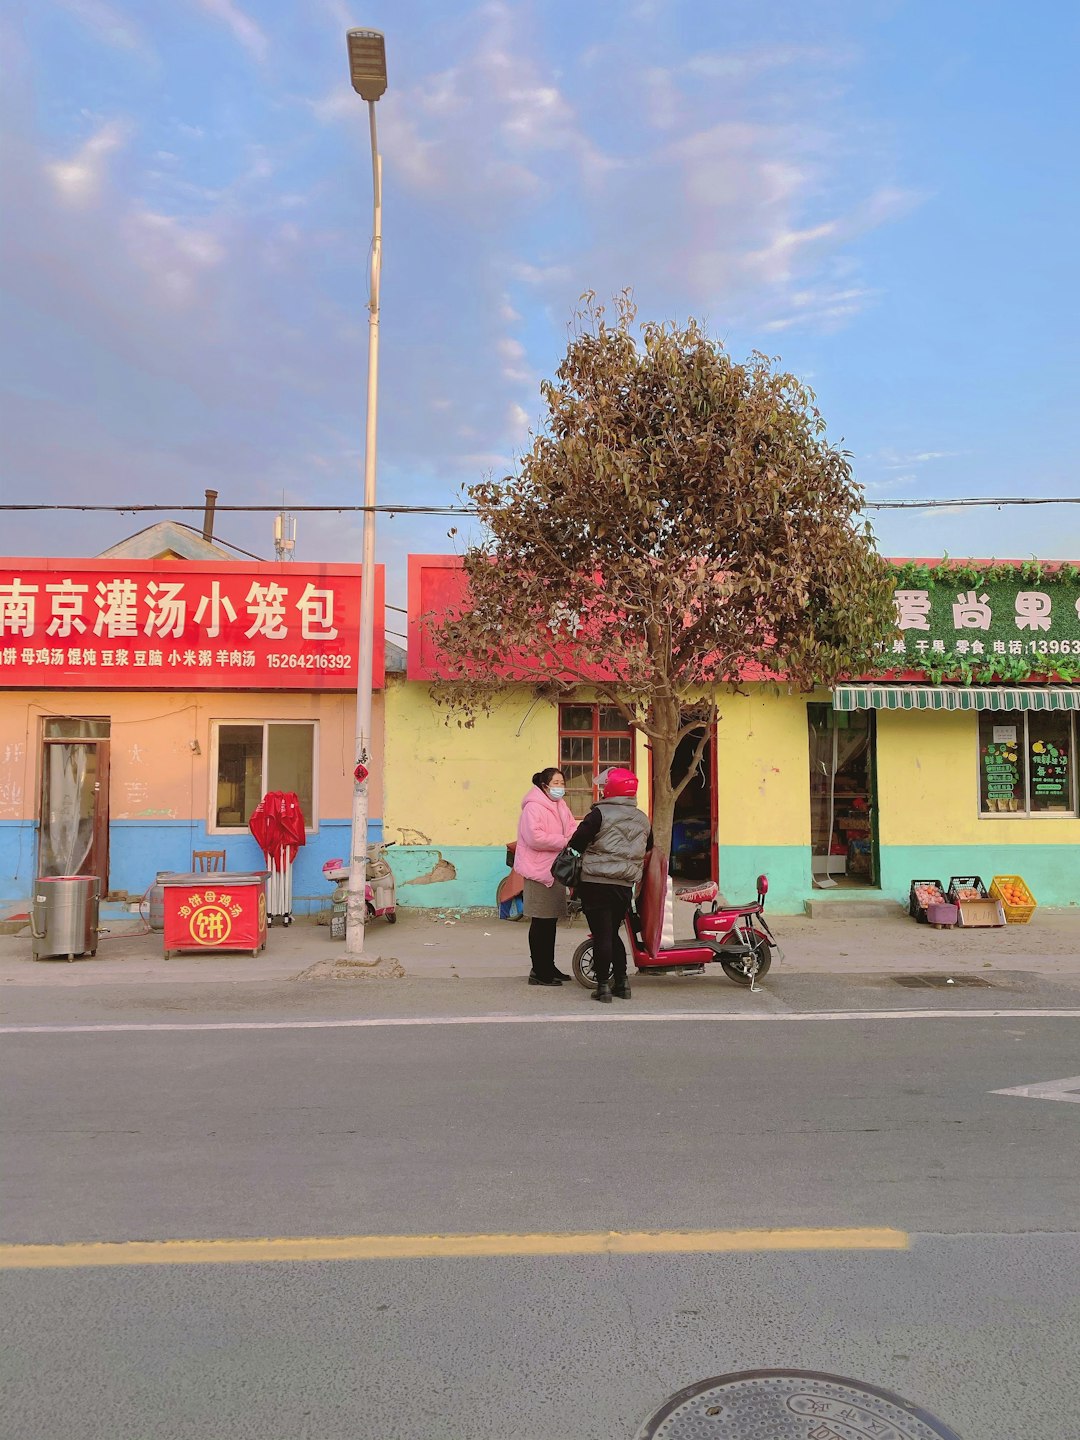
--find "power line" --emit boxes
[0,502,476,516]
[865,496,1080,511]
[1,496,1077,517]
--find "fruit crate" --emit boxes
[908,879,947,924]
[989,874,1038,925]
[946,876,989,904]
[947,876,1004,928]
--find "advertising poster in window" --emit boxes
[1030,717,1072,811]
[981,736,1022,812]
[0,560,384,691]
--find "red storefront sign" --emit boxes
[162,873,269,957]
[406,554,775,684]
[0,559,384,690]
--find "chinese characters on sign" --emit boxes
[890,575,1080,669]
[1032,738,1069,802]
[0,561,384,691]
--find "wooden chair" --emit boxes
[192,849,227,873]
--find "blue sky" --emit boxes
[2,0,1078,609]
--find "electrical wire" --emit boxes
[1,496,1078,515]
[865,497,1080,511]
[0,503,477,515]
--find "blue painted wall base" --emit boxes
[5,827,1075,920]
[0,818,383,918]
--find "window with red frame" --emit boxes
[558,703,635,819]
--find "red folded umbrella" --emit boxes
[249,792,305,868]
[276,792,306,862]
[249,793,283,867]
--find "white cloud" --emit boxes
[764,285,875,333]
[123,208,226,299]
[55,0,150,55]
[46,118,130,203]
[874,448,958,469]
[685,44,856,80]
[864,473,917,495]
[196,0,267,63]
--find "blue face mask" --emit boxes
[548,786,566,800]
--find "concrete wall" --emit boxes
[381,679,656,911]
[381,681,1080,914]
[715,686,814,912]
[875,707,1080,907]
[0,688,384,913]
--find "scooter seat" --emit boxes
[674,880,718,905]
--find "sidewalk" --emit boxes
[2,902,1079,987]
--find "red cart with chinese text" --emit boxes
[161,872,269,958]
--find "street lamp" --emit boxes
[345,27,387,957]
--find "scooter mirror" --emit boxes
[757,874,769,895]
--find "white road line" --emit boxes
[2,1008,1079,1035]
[992,1074,1080,1103]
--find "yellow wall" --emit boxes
[383,681,660,846]
[0,689,382,825]
[383,679,557,845]
[877,708,1080,847]
[383,679,813,848]
[715,687,811,846]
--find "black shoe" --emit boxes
[592,983,612,1003]
[529,973,562,986]
[553,968,571,982]
[610,981,631,999]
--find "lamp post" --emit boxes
[345,27,387,957]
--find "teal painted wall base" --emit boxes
[718,846,812,915]
[878,845,1080,909]
[391,845,505,912]
[721,843,1080,913]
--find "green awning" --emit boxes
[832,685,1080,713]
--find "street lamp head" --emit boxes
[346,28,387,101]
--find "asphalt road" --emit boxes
[3,977,1079,1439]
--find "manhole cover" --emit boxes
[893,974,992,988]
[636,1370,962,1438]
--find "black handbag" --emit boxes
[550,846,582,888]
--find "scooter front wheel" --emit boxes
[571,938,597,989]
[718,930,772,987]
[385,909,397,924]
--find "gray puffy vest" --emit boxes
[580,796,651,887]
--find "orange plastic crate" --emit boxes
[989,874,1037,925]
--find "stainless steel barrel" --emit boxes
[31,875,100,960]
[148,872,178,932]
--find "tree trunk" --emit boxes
[648,728,678,866]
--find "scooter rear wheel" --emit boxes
[718,930,772,986]
[571,938,597,989]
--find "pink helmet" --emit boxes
[600,766,638,798]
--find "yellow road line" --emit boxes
[0,1227,908,1270]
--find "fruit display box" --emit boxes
[990,874,1038,925]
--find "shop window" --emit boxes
[212,721,316,831]
[558,703,634,819]
[43,716,110,739]
[978,711,1076,816]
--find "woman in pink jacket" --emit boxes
[515,767,578,985]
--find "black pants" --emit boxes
[578,882,631,988]
[528,918,558,980]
